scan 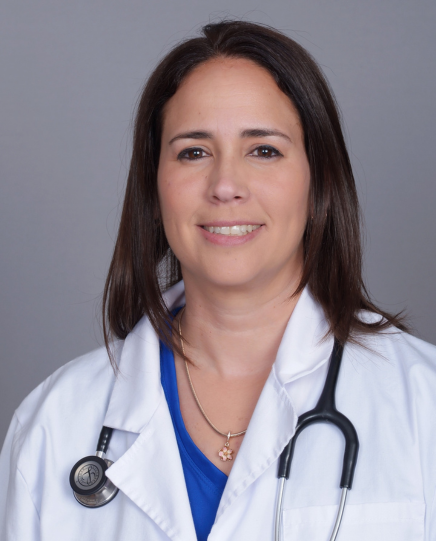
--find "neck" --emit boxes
[178,272,302,379]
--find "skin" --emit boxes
[158,57,311,475]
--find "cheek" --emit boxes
[263,164,310,232]
[157,179,183,256]
[157,168,184,225]
[157,180,174,223]
[158,161,207,228]
[292,182,311,222]
[289,191,310,240]
[290,160,311,218]
[157,168,200,256]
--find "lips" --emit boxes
[198,223,264,246]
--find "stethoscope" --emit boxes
[69,339,359,540]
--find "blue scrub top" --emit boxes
[160,337,228,541]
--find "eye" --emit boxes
[177,147,208,161]
[251,145,283,159]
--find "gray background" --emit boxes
[1,0,435,445]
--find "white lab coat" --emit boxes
[1,281,436,540]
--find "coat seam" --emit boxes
[16,466,41,521]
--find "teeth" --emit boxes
[204,225,261,236]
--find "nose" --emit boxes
[207,154,250,204]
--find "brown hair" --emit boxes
[103,20,406,368]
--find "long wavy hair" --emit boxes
[103,20,406,369]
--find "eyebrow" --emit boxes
[168,128,291,145]
[169,131,212,144]
[241,128,291,142]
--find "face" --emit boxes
[157,58,311,292]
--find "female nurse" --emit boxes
[1,20,436,541]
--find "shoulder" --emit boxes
[382,330,436,395]
[347,314,436,399]
[0,343,124,525]
[355,309,436,363]
[9,343,121,466]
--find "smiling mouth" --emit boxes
[201,224,262,236]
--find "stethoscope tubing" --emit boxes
[274,477,286,541]
[274,340,358,540]
[330,488,348,541]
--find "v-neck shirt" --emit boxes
[160,338,228,541]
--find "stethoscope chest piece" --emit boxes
[69,427,119,508]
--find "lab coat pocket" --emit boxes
[282,501,425,541]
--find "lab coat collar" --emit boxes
[103,280,186,434]
[274,286,334,384]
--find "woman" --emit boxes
[1,20,435,541]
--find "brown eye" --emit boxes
[252,145,282,159]
[187,149,203,159]
[178,147,206,160]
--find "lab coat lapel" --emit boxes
[216,287,334,519]
[216,367,297,519]
[102,282,196,541]
[105,400,196,541]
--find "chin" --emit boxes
[185,261,280,292]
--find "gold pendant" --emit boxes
[218,432,234,461]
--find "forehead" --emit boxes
[161,57,302,134]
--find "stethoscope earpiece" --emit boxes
[69,428,119,508]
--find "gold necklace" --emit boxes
[177,306,247,461]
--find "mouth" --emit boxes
[201,224,262,236]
